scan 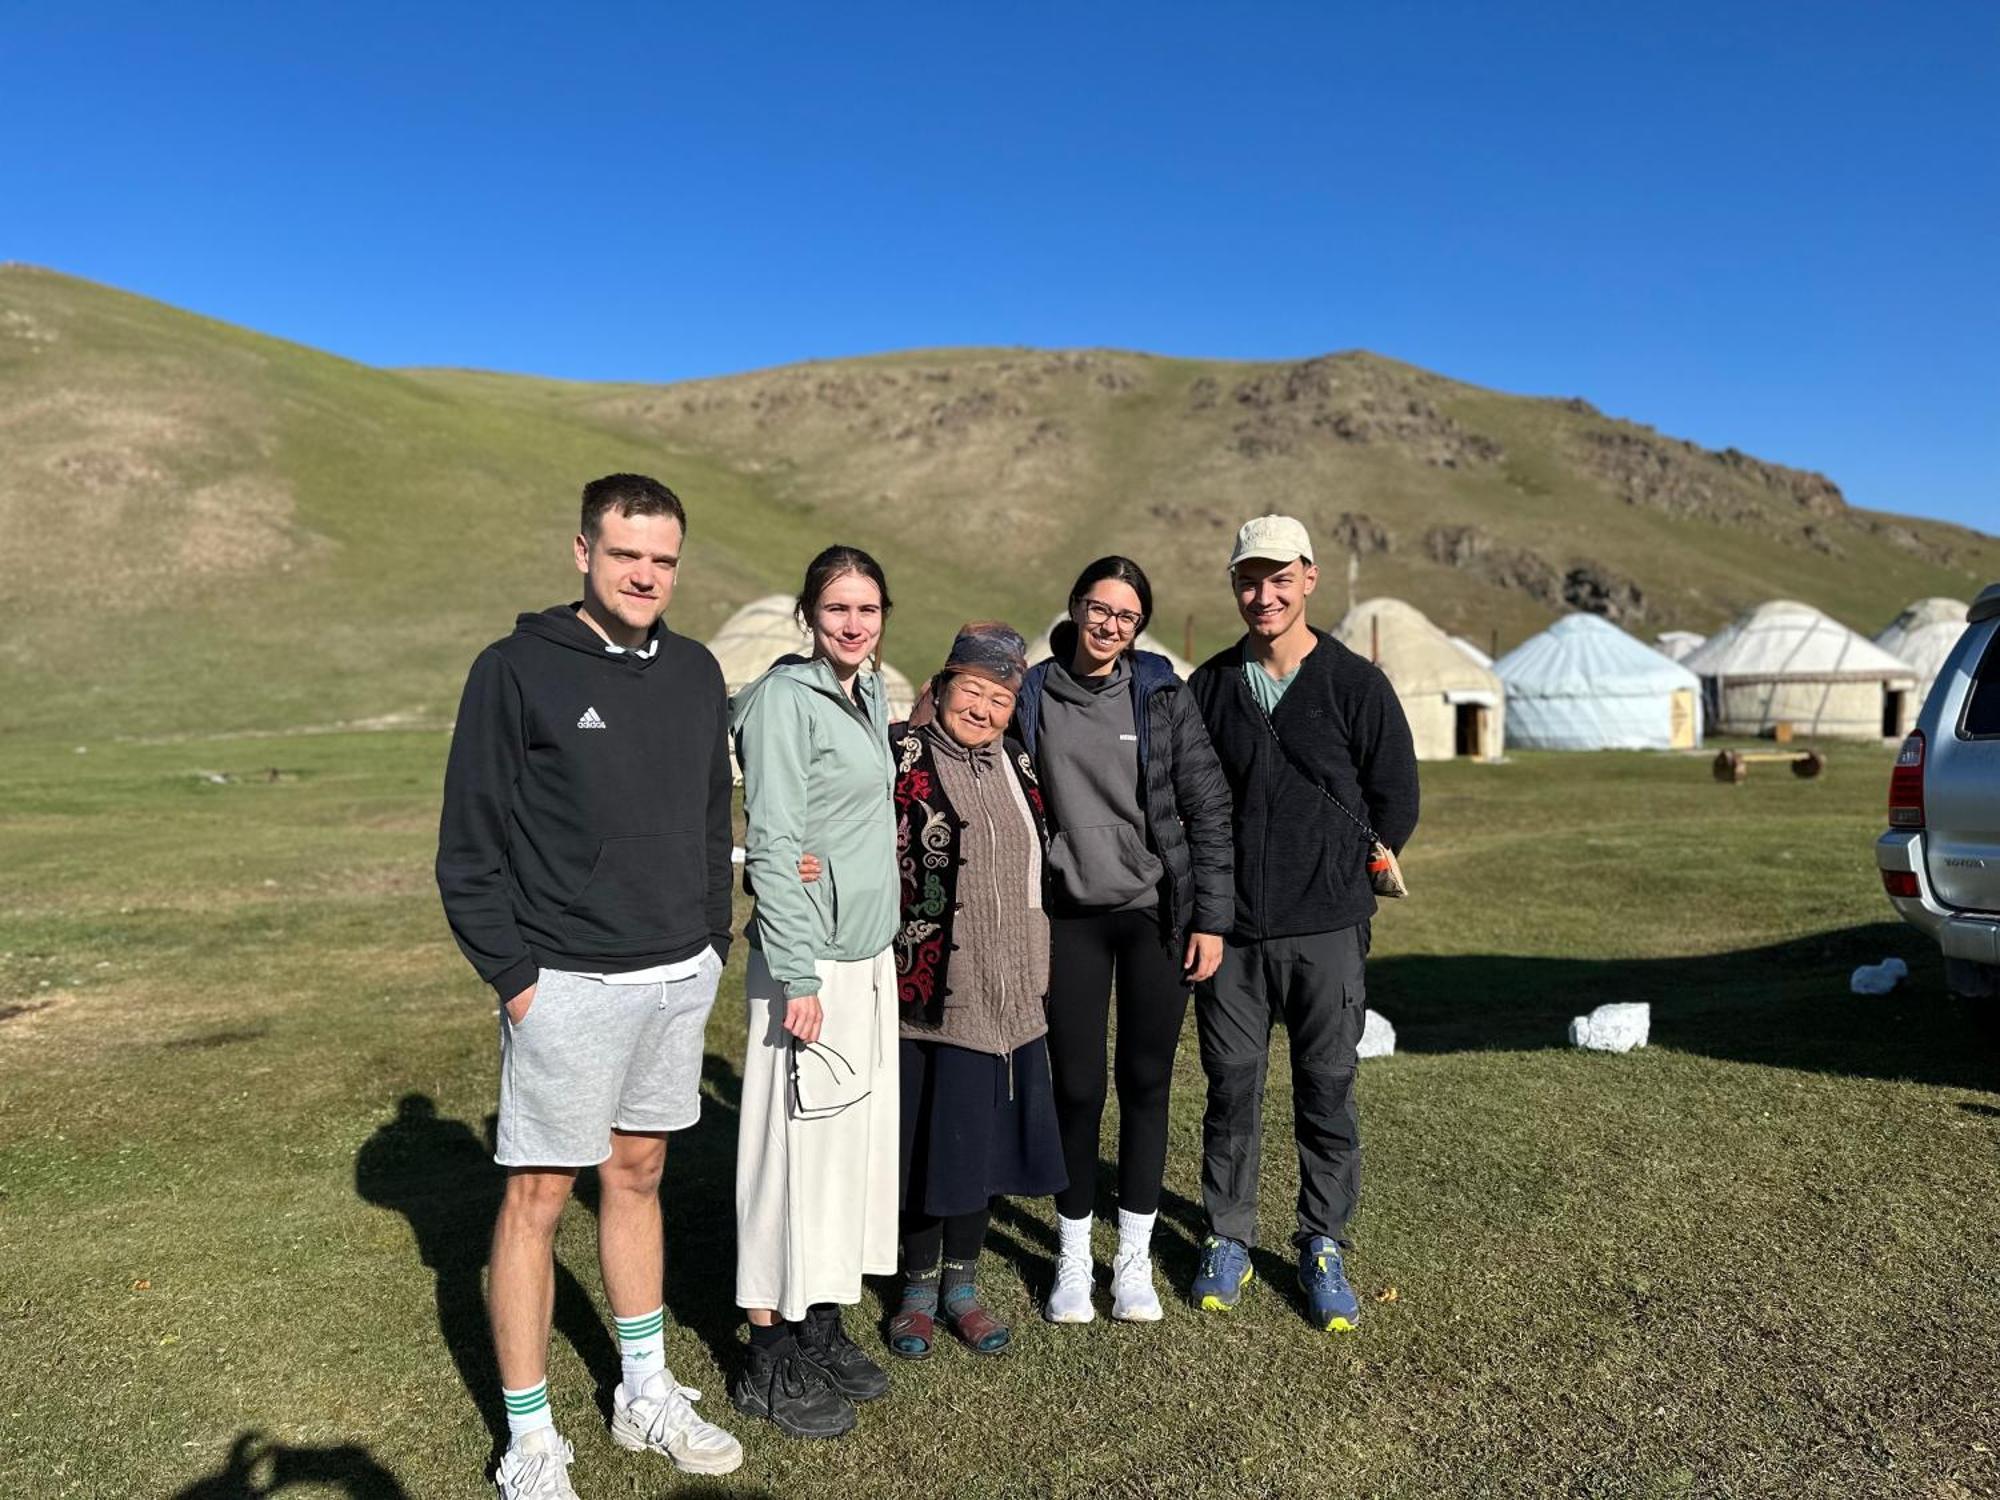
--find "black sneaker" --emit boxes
[729,1332,857,1440]
[797,1306,891,1402]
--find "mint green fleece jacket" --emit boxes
[732,655,899,999]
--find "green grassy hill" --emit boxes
[2,264,1991,739]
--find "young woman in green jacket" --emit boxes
[729,546,901,1442]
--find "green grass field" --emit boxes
[4,728,1996,1500]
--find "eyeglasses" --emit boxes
[1077,599,1143,634]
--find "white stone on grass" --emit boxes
[1568,1001,1650,1053]
[1357,1009,1397,1059]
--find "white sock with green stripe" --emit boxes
[615,1305,667,1396]
[501,1378,554,1442]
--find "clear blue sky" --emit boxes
[5,3,1994,529]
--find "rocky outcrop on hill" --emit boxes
[1579,427,1758,525]
[1560,563,1647,623]
[1326,511,1395,556]
[1224,356,1505,469]
[1714,447,1846,517]
[1578,422,1856,545]
[1424,524,1646,623]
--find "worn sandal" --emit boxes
[887,1281,938,1360]
[943,1293,1011,1355]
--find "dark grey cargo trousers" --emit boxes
[1193,924,1366,1248]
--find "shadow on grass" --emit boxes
[171,1430,408,1499]
[353,1055,753,1445]
[654,1052,752,1376]
[352,1096,619,1454]
[1370,922,1999,1093]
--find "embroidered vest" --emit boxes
[890,727,1047,1021]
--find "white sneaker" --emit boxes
[1045,1251,1096,1323]
[610,1372,744,1475]
[495,1428,579,1500]
[1111,1248,1164,1322]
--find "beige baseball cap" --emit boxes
[1228,514,1315,571]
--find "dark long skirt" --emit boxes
[899,1034,1067,1219]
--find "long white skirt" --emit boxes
[735,946,900,1320]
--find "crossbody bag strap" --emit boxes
[1247,682,1382,847]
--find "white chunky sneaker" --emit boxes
[1044,1251,1096,1324]
[495,1428,579,1500]
[1110,1248,1165,1322]
[610,1371,745,1475]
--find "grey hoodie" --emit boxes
[1036,656,1165,911]
[732,655,898,999]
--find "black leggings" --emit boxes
[901,1206,991,1272]
[1046,908,1191,1219]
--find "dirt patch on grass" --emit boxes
[0,384,330,614]
[0,1000,54,1024]
[162,1023,271,1050]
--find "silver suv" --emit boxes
[1877,582,2000,1000]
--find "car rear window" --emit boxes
[1964,628,2000,738]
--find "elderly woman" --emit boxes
[885,621,1066,1357]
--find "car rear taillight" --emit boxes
[1887,731,1925,829]
[1881,869,1920,899]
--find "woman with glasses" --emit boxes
[1014,557,1234,1322]
[730,545,900,1440]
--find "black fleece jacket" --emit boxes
[436,605,734,1001]
[1188,628,1419,941]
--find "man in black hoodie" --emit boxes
[437,474,743,1494]
[1185,515,1419,1335]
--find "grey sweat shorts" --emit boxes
[495,951,722,1168]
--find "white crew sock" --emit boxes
[1117,1207,1157,1257]
[1057,1212,1092,1260]
[614,1305,667,1396]
[502,1379,555,1441]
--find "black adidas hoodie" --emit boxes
[436,604,734,1002]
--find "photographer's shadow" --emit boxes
[172,1430,408,1499]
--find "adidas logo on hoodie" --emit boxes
[577,706,607,730]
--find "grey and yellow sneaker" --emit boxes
[1191,1234,1254,1311]
[1298,1236,1361,1332]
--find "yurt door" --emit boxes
[1881,689,1906,739]
[1669,689,1696,749]
[1454,703,1486,758]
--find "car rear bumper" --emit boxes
[1878,830,2000,962]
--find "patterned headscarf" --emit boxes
[905,620,1028,727]
[940,620,1028,689]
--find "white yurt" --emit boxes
[1333,598,1505,760]
[707,594,916,716]
[1873,598,1969,708]
[1449,634,1494,668]
[1494,613,1703,751]
[1654,630,1707,663]
[1680,600,1918,740]
[1023,612,1195,678]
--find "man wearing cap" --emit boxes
[1184,515,1419,1331]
